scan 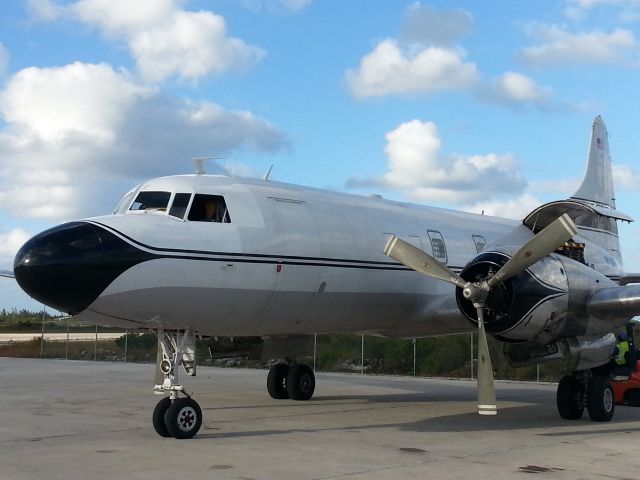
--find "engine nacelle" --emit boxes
[504,333,617,371]
[455,250,623,345]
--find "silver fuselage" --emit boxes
[76,175,520,338]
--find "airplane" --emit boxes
[6,115,640,439]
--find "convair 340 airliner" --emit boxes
[9,115,640,438]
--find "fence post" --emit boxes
[361,335,364,375]
[40,307,45,358]
[65,321,69,360]
[124,329,128,363]
[94,323,98,361]
[313,334,317,372]
[412,338,416,376]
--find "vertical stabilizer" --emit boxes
[568,115,633,268]
[570,115,615,208]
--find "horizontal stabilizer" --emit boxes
[0,270,15,279]
[587,285,640,319]
[619,274,640,286]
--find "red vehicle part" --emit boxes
[611,360,640,406]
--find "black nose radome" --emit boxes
[14,222,153,314]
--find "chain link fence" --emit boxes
[0,310,571,382]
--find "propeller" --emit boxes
[383,213,577,415]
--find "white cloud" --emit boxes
[1,63,151,143]
[564,0,640,23]
[401,2,473,46]
[129,10,265,82]
[0,62,288,220]
[346,40,478,98]
[530,178,581,195]
[27,0,65,21]
[613,164,640,189]
[521,24,638,66]
[28,0,265,82]
[279,0,313,12]
[0,228,32,268]
[240,0,313,13]
[481,71,554,110]
[0,43,9,77]
[462,194,543,220]
[347,120,526,204]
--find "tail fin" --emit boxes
[569,115,632,266]
[570,115,615,209]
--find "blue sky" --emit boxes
[1,0,639,311]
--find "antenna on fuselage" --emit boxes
[191,156,225,175]
[263,164,274,181]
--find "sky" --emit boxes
[0,0,639,312]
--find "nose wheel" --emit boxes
[152,396,203,439]
[152,329,202,439]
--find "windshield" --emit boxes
[129,191,171,212]
[113,189,136,214]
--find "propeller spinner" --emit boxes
[383,213,577,415]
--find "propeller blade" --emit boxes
[476,307,497,416]
[487,213,577,289]
[384,235,466,288]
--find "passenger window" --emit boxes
[129,191,171,212]
[472,235,486,254]
[187,194,231,223]
[427,230,448,263]
[169,193,192,219]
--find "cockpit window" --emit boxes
[130,191,171,212]
[187,194,231,223]
[169,193,192,219]
[113,190,136,214]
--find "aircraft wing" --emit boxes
[0,269,15,279]
[587,284,640,320]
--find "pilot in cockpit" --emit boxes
[204,199,223,222]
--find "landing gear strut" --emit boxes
[152,329,202,439]
[557,371,614,422]
[267,359,315,401]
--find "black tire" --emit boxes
[164,397,203,439]
[626,389,640,407]
[587,376,615,422]
[557,376,584,420]
[152,397,172,437]
[286,364,315,401]
[267,363,290,399]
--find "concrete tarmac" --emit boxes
[1,357,639,480]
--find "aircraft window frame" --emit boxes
[427,230,448,263]
[187,194,231,223]
[129,191,171,213]
[168,193,193,220]
[113,189,136,214]
[472,234,487,254]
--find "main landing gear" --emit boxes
[267,359,315,401]
[557,370,615,422]
[152,329,202,439]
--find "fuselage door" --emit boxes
[260,198,321,328]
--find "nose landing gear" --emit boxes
[152,329,202,439]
